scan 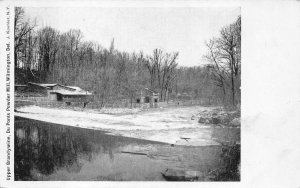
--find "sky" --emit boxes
[24,7,240,67]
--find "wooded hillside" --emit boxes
[15,7,241,107]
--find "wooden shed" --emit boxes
[17,82,92,103]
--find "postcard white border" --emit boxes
[1,0,300,188]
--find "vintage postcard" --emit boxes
[0,0,299,188]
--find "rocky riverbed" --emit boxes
[196,108,241,128]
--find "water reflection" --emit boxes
[15,116,240,181]
[15,117,122,180]
[14,116,164,181]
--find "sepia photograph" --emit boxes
[13,6,241,181]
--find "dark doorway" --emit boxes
[57,94,63,101]
[145,96,150,103]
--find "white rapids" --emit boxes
[15,105,220,146]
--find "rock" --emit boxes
[198,109,239,126]
[161,168,203,181]
[220,117,231,125]
[218,112,227,116]
[199,116,221,125]
[185,170,203,181]
[230,118,241,127]
[211,117,221,124]
[198,117,207,123]
[227,111,240,119]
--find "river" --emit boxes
[15,116,239,181]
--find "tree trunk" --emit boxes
[222,84,226,104]
[231,70,235,106]
[15,51,18,68]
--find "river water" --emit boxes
[15,116,240,181]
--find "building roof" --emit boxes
[28,82,92,95]
[28,82,58,88]
[66,86,82,91]
[145,88,158,94]
[38,83,58,87]
[50,90,92,96]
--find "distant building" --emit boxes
[49,86,92,103]
[136,88,159,108]
[15,85,27,92]
[177,92,192,101]
[15,82,92,103]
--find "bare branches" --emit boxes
[203,16,241,106]
[14,7,36,68]
[37,27,60,74]
[144,49,179,101]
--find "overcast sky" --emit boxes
[24,7,240,67]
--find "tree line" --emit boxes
[15,7,241,107]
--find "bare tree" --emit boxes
[145,49,178,101]
[14,7,36,69]
[217,16,241,105]
[145,50,159,90]
[204,16,241,106]
[204,39,228,103]
[17,7,232,108]
[37,27,60,82]
[160,52,178,101]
